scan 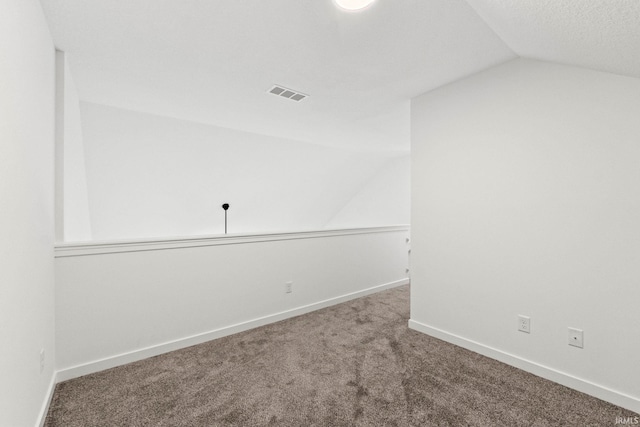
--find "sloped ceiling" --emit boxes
[39,0,640,153]
[38,0,515,152]
[465,0,640,79]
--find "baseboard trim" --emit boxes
[56,278,409,382]
[37,371,57,427]
[408,320,640,414]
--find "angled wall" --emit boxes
[79,103,405,241]
[325,155,410,228]
[410,58,640,412]
[0,1,57,425]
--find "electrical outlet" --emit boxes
[40,349,45,374]
[568,327,584,348]
[518,315,531,333]
[285,281,293,294]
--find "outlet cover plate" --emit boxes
[518,315,531,333]
[568,327,584,348]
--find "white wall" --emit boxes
[410,58,640,412]
[325,155,410,228]
[55,227,409,379]
[62,55,92,241]
[0,1,56,425]
[79,103,404,241]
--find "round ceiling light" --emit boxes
[334,0,375,11]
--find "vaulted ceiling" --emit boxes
[39,0,640,152]
[465,0,640,79]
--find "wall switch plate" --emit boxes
[285,281,293,294]
[40,349,45,374]
[518,315,531,333]
[568,327,584,348]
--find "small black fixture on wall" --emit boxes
[221,203,230,234]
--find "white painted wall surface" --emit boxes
[62,56,92,241]
[410,58,640,412]
[80,103,402,241]
[325,155,410,228]
[0,1,56,425]
[55,227,409,379]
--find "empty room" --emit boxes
[1,0,639,426]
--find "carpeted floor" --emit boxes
[45,285,636,426]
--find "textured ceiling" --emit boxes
[38,0,515,152]
[465,0,640,79]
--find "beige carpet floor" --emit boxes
[45,285,636,426]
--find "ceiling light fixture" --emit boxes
[334,0,375,12]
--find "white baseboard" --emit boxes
[56,278,409,382]
[37,371,57,427]
[408,319,640,415]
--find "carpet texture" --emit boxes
[45,285,636,426]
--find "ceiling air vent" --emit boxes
[268,85,308,102]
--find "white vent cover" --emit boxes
[268,85,308,102]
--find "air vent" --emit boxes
[268,85,308,102]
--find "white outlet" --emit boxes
[568,327,584,348]
[285,281,293,294]
[518,315,531,333]
[40,349,45,374]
